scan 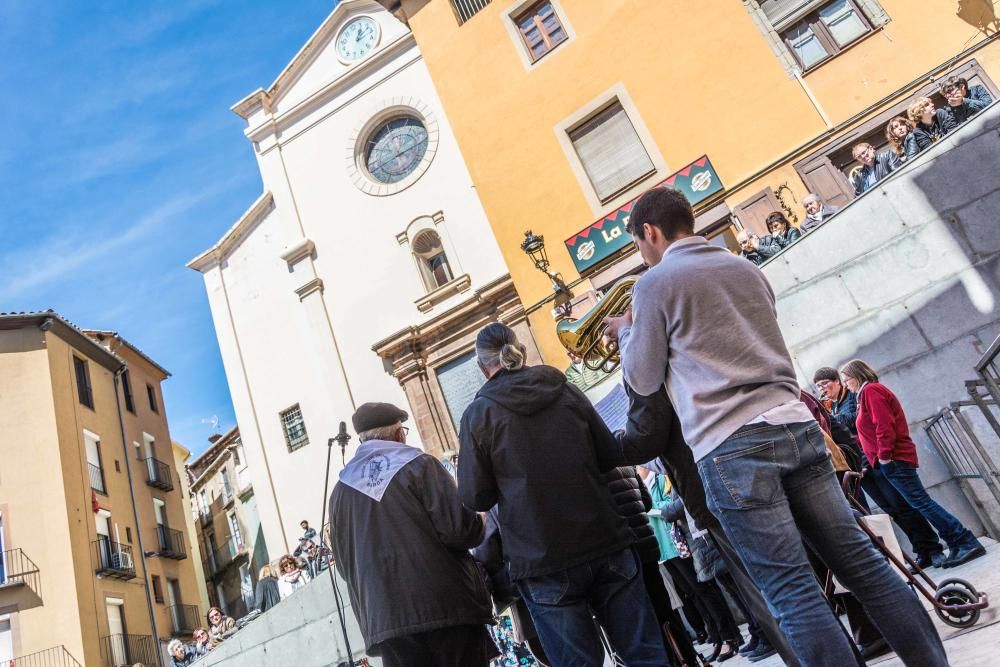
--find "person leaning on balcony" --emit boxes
[604,185,949,667]
[904,97,956,160]
[277,553,311,599]
[735,229,765,265]
[956,75,993,106]
[851,142,901,195]
[207,606,237,645]
[254,564,281,613]
[839,359,987,569]
[167,639,198,667]
[884,115,916,163]
[939,75,990,126]
[329,402,495,667]
[800,193,840,233]
[757,212,800,258]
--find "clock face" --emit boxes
[365,117,429,184]
[337,17,378,62]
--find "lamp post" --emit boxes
[521,230,573,318]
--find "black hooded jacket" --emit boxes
[458,364,632,581]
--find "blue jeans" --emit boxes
[881,460,980,550]
[515,548,668,667]
[697,421,947,667]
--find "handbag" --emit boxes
[670,522,691,559]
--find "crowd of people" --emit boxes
[737,75,992,268]
[321,183,990,667]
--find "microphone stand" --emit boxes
[320,422,356,665]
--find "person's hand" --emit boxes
[750,234,761,249]
[603,307,633,343]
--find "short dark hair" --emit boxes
[300,520,309,526]
[939,75,963,95]
[627,187,695,241]
[766,211,789,231]
[812,367,839,384]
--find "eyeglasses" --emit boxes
[400,426,409,436]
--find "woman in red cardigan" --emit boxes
[839,359,986,568]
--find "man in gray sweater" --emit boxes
[604,187,946,667]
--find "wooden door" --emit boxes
[796,154,855,208]
[733,188,781,235]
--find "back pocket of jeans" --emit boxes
[520,573,571,606]
[712,441,781,509]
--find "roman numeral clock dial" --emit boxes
[337,17,379,62]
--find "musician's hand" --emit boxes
[603,307,633,343]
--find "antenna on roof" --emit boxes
[201,415,220,435]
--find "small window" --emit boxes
[152,575,164,604]
[451,0,492,24]
[125,526,132,543]
[121,369,135,414]
[280,405,310,452]
[569,101,656,203]
[514,1,568,62]
[780,0,873,71]
[74,356,94,409]
[146,383,159,414]
[412,230,454,292]
[114,460,121,473]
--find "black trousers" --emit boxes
[377,624,493,667]
[663,558,740,645]
[640,560,701,666]
[861,465,943,557]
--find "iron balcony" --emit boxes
[142,457,174,491]
[155,525,187,560]
[93,538,136,580]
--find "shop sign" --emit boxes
[564,155,723,273]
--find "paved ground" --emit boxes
[718,538,999,667]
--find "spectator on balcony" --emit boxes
[277,553,311,598]
[297,520,317,553]
[329,402,494,667]
[167,639,197,667]
[736,230,765,265]
[207,607,237,645]
[254,564,281,613]
[884,116,916,162]
[757,212,801,258]
[939,76,990,126]
[905,97,955,159]
[191,627,212,655]
[839,359,986,569]
[955,76,993,106]
[851,142,901,195]
[800,193,840,233]
[305,540,330,578]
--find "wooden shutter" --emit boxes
[570,102,656,202]
[796,155,855,208]
[733,188,781,235]
[760,0,826,29]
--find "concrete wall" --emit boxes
[763,105,1000,537]
[197,572,369,667]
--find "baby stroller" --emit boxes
[836,470,989,629]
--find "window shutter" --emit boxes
[854,0,890,27]
[570,103,656,202]
[760,0,827,30]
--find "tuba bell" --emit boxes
[556,275,638,372]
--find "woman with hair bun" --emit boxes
[457,322,669,665]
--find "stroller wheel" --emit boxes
[936,577,980,597]
[934,584,981,628]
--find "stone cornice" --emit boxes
[294,277,325,301]
[187,192,275,272]
[280,238,316,266]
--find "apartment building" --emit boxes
[187,427,269,622]
[0,312,201,667]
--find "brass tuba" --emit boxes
[556,275,638,372]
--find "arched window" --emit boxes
[412,230,453,292]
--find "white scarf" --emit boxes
[338,439,424,501]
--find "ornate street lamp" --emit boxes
[521,230,573,318]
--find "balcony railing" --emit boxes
[155,526,186,560]
[93,538,135,580]
[88,462,106,495]
[198,507,212,527]
[168,604,200,636]
[211,538,247,576]
[0,548,43,610]
[143,457,173,491]
[100,634,157,667]
[1,645,82,667]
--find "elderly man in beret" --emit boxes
[328,402,494,667]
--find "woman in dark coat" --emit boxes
[254,564,282,614]
[757,212,801,258]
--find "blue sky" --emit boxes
[1,1,336,456]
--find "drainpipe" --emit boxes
[113,366,164,667]
[793,68,834,129]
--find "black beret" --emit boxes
[352,402,409,433]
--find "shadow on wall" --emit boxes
[765,106,1000,536]
[957,0,1000,36]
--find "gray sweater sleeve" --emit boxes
[621,274,669,397]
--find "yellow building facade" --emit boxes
[381,0,1000,363]
[0,313,202,667]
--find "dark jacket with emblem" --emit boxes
[458,364,632,581]
[329,454,492,654]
